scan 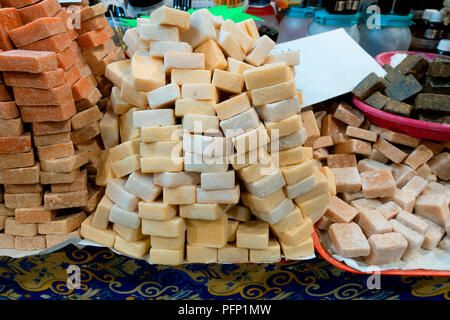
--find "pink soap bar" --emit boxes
[358,210,392,237]
[4,68,65,89]
[360,169,396,199]
[13,83,73,106]
[365,232,408,265]
[19,30,73,53]
[18,0,61,24]
[0,8,23,51]
[0,50,57,73]
[325,196,358,223]
[19,101,76,123]
[328,222,370,258]
[8,17,66,47]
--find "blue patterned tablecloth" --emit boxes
[0,245,448,300]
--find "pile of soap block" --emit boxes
[307,101,450,265]
[83,6,335,264]
[0,0,122,251]
[353,54,450,124]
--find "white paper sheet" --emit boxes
[273,28,387,108]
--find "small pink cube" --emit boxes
[365,232,408,265]
[328,222,370,258]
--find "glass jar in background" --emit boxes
[307,10,361,43]
[277,6,317,43]
[359,13,412,57]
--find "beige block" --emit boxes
[237,19,259,40]
[214,93,251,121]
[217,30,245,61]
[138,200,177,221]
[227,219,239,242]
[175,99,216,117]
[331,167,362,194]
[243,169,286,199]
[227,57,254,74]
[237,156,277,183]
[281,159,314,186]
[212,69,244,94]
[180,8,216,49]
[71,105,102,131]
[0,233,14,249]
[38,212,86,235]
[187,213,228,248]
[46,230,80,248]
[131,54,165,92]
[265,51,300,66]
[4,192,42,209]
[220,19,254,53]
[99,111,119,149]
[96,150,116,187]
[257,95,301,122]
[150,41,192,58]
[250,80,296,106]
[236,221,269,249]
[105,60,131,89]
[141,141,182,158]
[284,173,316,200]
[114,235,150,259]
[220,108,260,138]
[270,206,303,234]
[186,244,217,263]
[51,169,87,193]
[36,142,74,162]
[171,69,211,86]
[218,243,249,262]
[142,216,186,237]
[227,205,251,222]
[40,150,88,173]
[370,125,420,148]
[44,190,88,210]
[141,157,184,173]
[232,125,270,155]
[265,114,302,139]
[373,137,408,164]
[132,109,176,129]
[5,217,37,236]
[110,87,132,115]
[40,170,79,185]
[276,217,313,246]
[80,216,117,248]
[139,23,179,41]
[319,166,337,197]
[250,237,281,263]
[183,114,219,133]
[163,185,196,205]
[33,132,71,148]
[346,126,378,142]
[147,83,180,110]
[360,170,396,199]
[280,236,314,260]
[390,219,424,261]
[241,188,286,213]
[0,151,35,170]
[334,139,372,157]
[245,35,276,66]
[164,52,204,73]
[229,146,268,170]
[244,62,292,91]
[404,144,434,170]
[194,39,227,71]
[15,235,46,251]
[111,154,140,178]
[150,247,184,265]
[251,198,294,224]
[296,191,331,223]
[180,203,224,220]
[181,83,217,101]
[333,102,365,127]
[150,6,190,31]
[196,185,240,204]
[120,75,149,108]
[151,232,185,250]
[109,139,140,162]
[141,125,183,143]
[276,146,305,167]
[293,169,333,203]
[328,222,370,258]
[91,195,114,229]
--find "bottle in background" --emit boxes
[424,10,443,40]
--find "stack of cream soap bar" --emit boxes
[81,6,335,264]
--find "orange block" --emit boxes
[19,30,72,52]
[71,76,93,101]
[77,15,109,34]
[76,26,115,50]
[69,42,87,69]
[8,17,65,47]
[0,50,57,73]
[0,8,23,51]
[4,68,65,89]
[13,83,73,106]
[0,101,19,120]
[18,0,61,24]
[0,0,40,9]
[20,101,76,122]
[0,84,11,102]
[32,120,70,136]
[64,65,81,86]
[0,133,31,153]
[56,46,76,70]
[15,206,56,223]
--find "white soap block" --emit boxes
[120,75,149,108]
[180,8,216,49]
[217,30,245,61]
[265,51,300,66]
[220,108,260,138]
[183,133,233,157]
[153,171,200,188]
[150,41,192,58]
[269,129,306,152]
[251,198,294,224]
[131,54,165,92]
[147,83,180,109]
[244,169,286,198]
[111,86,132,115]
[124,172,162,202]
[196,185,240,204]
[109,204,140,230]
[256,95,302,122]
[132,109,176,128]
[139,23,180,41]
[183,114,219,133]
[164,52,205,73]
[232,125,270,155]
[245,35,276,67]
[105,178,139,211]
[201,171,235,190]
[184,151,229,173]
[123,28,148,57]
[181,83,217,101]
[284,174,317,199]
[220,19,254,53]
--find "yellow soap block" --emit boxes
[218,243,249,262]
[270,206,304,234]
[293,168,329,203]
[100,111,119,149]
[109,139,140,162]
[281,159,314,185]
[220,19,254,53]
[111,154,141,178]
[280,236,314,260]
[142,216,186,237]
[140,157,184,173]
[111,87,132,115]
[237,19,260,40]
[302,110,321,140]
[249,237,281,263]
[227,205,251,222]
[80,216,116,248]
[319,166,337,196]
[276,217,312,246]
[180,203,224,220]
[296,192,331,224]
[140,141,182,158]
[114,235,150,258]
[182,83,218,101]
[236,221,269,249]
[105,60,131,88]
[232,125,270,155]
[238,156,277,183]
[265,114,302,139]
[241,188,286,213]
[212,69,244,94]
[217,30,245,61]
[245,35,275,67]
[243,62,292,91]
[141,125,183,143]
[138,200,177,220]
[150,247,184,265]
[265,51,300,66]
[120,108,141,143]
[150,6,191,31]
[227,57,254,74]
[303,147,313,160]
[171,69,211,85]
[229,147,268,170]
[91,195,114,229]
[175,99,216,117]
[227,220,239,242]
[186,213,228,248]
[120,75,149,109]
[214,93,251,121]
[250,80,297,106]
[275,146,305,167]
[186,244,218,263]
[113,223,146,242]
[194,39,227,71]
[151,232,185,250]
[96,150,116,187]
[131,54,165,92]
[163,185,196,204]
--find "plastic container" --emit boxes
[277,7,317,43]
[359,14,412,57]
[245,2,279,31]
[307,10,360,43]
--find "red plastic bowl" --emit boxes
[375,50,440,66]
[353,96,450,141]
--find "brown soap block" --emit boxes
[40,150,88,173]
[5,217,37,236]
[0,8,23,52]
[352,72,387,101]
[4,183,42,194]
[328,222,370,258]
[0,0,40,9]
[373,137,408,164]
[79,3,107,22]
[20,101,76,122]
[423,77,450,95]
[19,30,72,52]
[0,101,20,120]
[331,167,362,193]
[0,162,39,184]
[76,26,114,50]
[383,64,406,84]
[36,142,74,161]
[91,47,125,77]
[18,0,61,24]
[4,68,65,89]
[15,235,46,250]
[8,17,66,48]
[0,50,58,73]
[0,234,15,249]
[334,139,371,156]
[0,133,31,153]
[415,93,450,115]
[384,74,423,102]
[70,121,100,144]
[0,152,34,170]
[364,91,390,110]
[15,206,56,223]
[404,144,434,170]
[75,137,102,165]
[0,84,11,102]
[40,170,78,185]
[0,204,15,216]
[56,46,77,70]
[81,38,116,65]
[71,76,94,101]
[4,192,42,208]
[38,211,86,234]
[65,65,81,86]
[33,132,71,147]
[427,57,450,78]
[81,185,105,213]
[75,87,102,111]
[333,102,365,127]
[46,229,80,248]
[0,118,23,137]
[44,190,88,210]
[51,169,87,193]
[32,120,70,136]
[77,15,109,34]
[395,54,429,79]
[327,154,357,168]
[383,100,414,117]
[428,152,450,181]
[13,83,72,106]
